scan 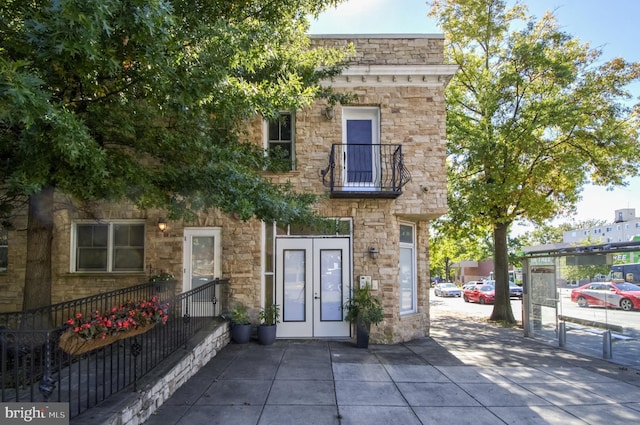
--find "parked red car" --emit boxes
[570,280,640,311]
[462,284,495,304]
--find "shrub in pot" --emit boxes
[230,303,252,344]
[257,304,280,345]
[344,284,384,348]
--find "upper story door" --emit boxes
[342,107,380,190]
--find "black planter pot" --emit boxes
[257,324,277,345]
[231,323,252,344]
[356,323,370,348]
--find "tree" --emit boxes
[1,0,351,310]
[428,0,640,323]
[430,217,493,281]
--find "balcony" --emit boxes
[321,144,411,198]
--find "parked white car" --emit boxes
[434,282,462,297]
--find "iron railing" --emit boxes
[321,144,411,198]
[0,278,230,418]
[0,279,178,330]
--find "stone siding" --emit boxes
[0,35,451,345]
[311,35,445,65]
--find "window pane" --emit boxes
[76,224,108,271]
[113,248,144,271]
[113,223,144,246]
[77,224,108,247]
[268,142,292,161]
[400,225,413,244]
[320,249,343,321]
[283,249,306,322]
[77,248,108,271]
[280,114,291,140]
[0,248,7,272]
[268,120,280,140]
[400,247,414,312]
[265,223,274,272]
[0,228,7,272]
[130,224,145,246]
[112,224,145,271]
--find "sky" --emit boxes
[310,0,640,232]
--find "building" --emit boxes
[450,259,494,283]
[563,208,640,245]
[0,35,456,344]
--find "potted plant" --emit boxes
[344,284,384,348]
[257,304,280,345]
[230,303,252,344]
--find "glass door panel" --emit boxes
[320,249,343,321]
[283,249,306,322]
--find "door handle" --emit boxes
[314,293,320,300]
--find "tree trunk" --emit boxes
[22,187,54,317]
[489,222,516,323]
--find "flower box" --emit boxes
[59,323,155,356]
[59,296,169,356]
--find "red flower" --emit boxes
[66,297,170,340]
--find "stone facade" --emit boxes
[0,35,455,344]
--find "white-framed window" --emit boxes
[399,222,417,314]
[265,112,295,171]
[72,221,145,272]
[0,227,7,272]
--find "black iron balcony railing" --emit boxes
[321,144,411,198]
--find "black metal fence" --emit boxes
[0,279,178,330]
[0,278,230,418]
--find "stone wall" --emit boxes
[0,35,450,345]
[311,34,445,65]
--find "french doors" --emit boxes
[276,237,351,338]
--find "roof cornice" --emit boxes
[322,64,459,88]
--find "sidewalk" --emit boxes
[142,315,640,425]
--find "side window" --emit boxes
[399,223,417,314]
[266,112,295,171]
[0,227,7,272]
[74,222,145,272]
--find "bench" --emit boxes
[559,321,633,359]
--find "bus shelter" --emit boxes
[521,240,640,368]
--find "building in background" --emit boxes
[563,208,640,244]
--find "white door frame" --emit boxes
[342,107,380,190]
[275,237,351,338]
[182,228,222,316]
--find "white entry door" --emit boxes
[276,237,351,338]
[182,228,221,316]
